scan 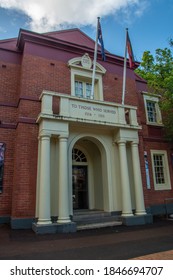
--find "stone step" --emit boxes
[75,215,120,225]
[73,210,122,230]
[73,210,112,222]
[77,220,122,231]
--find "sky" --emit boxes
[0,0,173,62]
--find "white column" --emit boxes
[35,137,41,218]
[131,142,146,215]
[37,134,51,225]
[57,136,71,223]
[117,140,133,217]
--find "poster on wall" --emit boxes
[0,143,5,193]
[144,151,150,189]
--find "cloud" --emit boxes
[0,26,7,33]
[0,0,148,32]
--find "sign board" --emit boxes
[69,99,118,124]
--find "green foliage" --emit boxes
[135,44,173,140]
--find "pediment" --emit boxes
[68,53,106,74]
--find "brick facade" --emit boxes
[0,28,173,228]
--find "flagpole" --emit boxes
[122,28,128,105]
[91,17,100,100]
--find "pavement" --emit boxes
[131,249,173,260]
[0,218,173,260]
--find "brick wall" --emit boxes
[0,61,20,217]
[0,34,173,220]
[11,123,38,218]
[0,128,15,216]
[19,54,71,99]
[0,63,21,104]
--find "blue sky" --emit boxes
[0,0,173,62]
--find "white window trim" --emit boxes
[143,93,163,126]
[151,150,171,190]
[68,55,106,101]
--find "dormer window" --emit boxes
[68,53,106,101]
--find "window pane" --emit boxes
[75,81,83,97]
[153,154,165,184]
[72,148,87,162]
[86,83,92,98]
[146,101,157,122]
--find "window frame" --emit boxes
[68,54,106,101]
[75,79,92,99]
[151,150,171,190]
[71,68,103,100]
[143,93,163,126]
[146,100,157,123]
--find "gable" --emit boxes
[45,29,96,50]
[0,38,17,51]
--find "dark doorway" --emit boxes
[72,166,88,209]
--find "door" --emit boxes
[72,166,88,209]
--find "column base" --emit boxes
[37,219,52,225]
[121,213,134,217]
[32,222,76,234]
[135,210,147,216]
[122,214,153,226]
[57,218,71,224]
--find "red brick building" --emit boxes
[0,28,173,233]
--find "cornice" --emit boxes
[16,29,139,68]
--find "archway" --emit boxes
[69,136,109,213]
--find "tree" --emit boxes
[135,45,173,140]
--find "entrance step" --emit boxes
[73,210,122,230]
[77,221,122,230]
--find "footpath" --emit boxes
[0,219,173,260]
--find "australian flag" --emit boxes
[98,19,106,61]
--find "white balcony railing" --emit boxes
[38,91,139,128]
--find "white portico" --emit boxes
[33,90,146,233]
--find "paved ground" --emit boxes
[132,249,173,260]
[0,218,173,260]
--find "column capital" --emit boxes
[131,140,139,146]
[39,132,51,139]
[117,139,126,145]
[59,135,68,140]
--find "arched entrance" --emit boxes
[70,136,107,212]
[72,148,88,209]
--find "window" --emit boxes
[146,101,157,123]
[72,148,87,163]
[153,154,165,184]
[151,150,171,190]
[68,53,106,101]
[75,81,83,97]
[86,83,92,98]
[75,81,92,98]
[143,93,162,125]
